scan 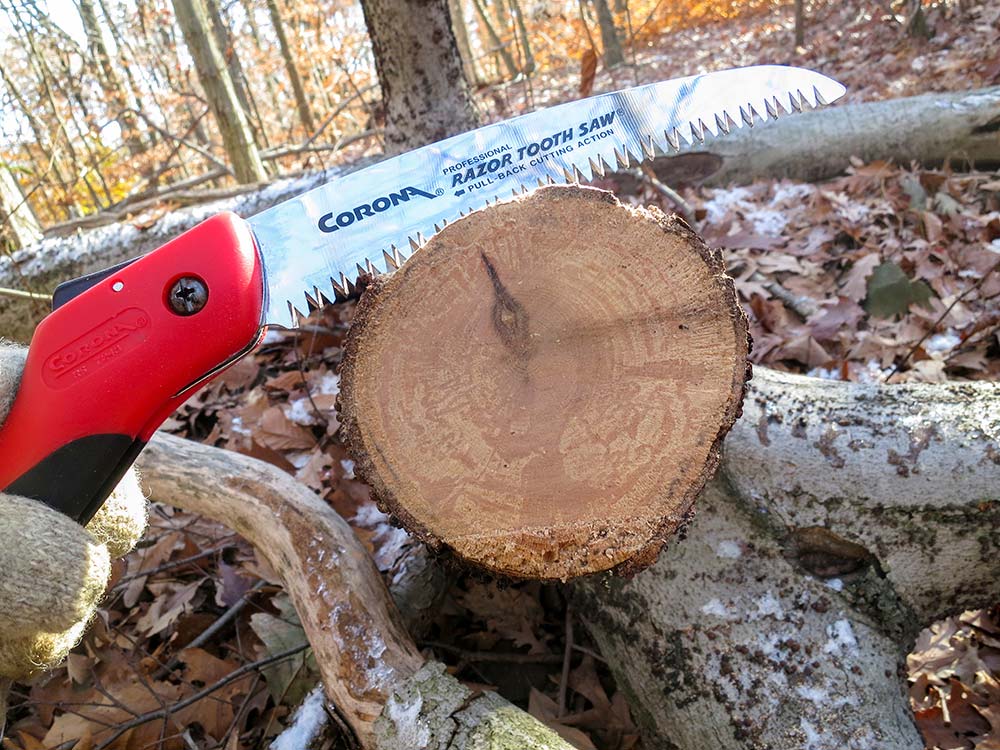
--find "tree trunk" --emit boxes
[338,186,751,580]
[76,0,144,155]
[204,0,259,139]
[265,0,316,134]
[242,0,284,117]
[794,0,805,47]
[906,0,932,39]
[0,166,42,250]
[575,366,1000,748]
[138,432,573,750]
[96,0,158,147]
[592,0,624,68]
[361,0,480,151]
[172,0,266,184]
[449,0,481,86]
[647,85,1000,187]
[507,0,535,74]
[470,0,518,79]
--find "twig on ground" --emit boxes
[154,579,267,679]
[0,286,52,302]
[748,271,819,319]
[422,641,563,665]
[92,644,309,750]
[1,677,10,741]
[112,538,237,589]
[558,605,574,718]
[632,165,695,225]
[887,258,1000,381]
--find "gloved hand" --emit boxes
[0,344,147,682]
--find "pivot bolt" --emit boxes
[168,276,208,315]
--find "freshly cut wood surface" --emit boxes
[339,186,750,580]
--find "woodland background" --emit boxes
[1,0,999,748]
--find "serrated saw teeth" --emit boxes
[688,120,706,143]
[714,112,730,135]
[252,66,846,329]
[329,276,348,297]
[640,137,656,160]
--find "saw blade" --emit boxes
[248,64,846,328]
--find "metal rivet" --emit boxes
[112,281,124,292]
[168,276,208,315]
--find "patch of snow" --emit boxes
[383,691,430,748]
[341,458,356,479]
[825,578,844,592]
[715,540,742,559]
[284,398,315,425]
[772,183,813,205]
[856,359,891,384]
[801,717,826,750]
[807,366,840,380]
[270,686,327,750]
[700,598,730,617]
[703,186,754,223]
[850,727,878,749]
[230,416,250,436]
[754,591,784,620]
[925,331,960,354]
[353,501,390,527]
[261,329,285,345]
[796,685,828,705]
[824,618,859,655]
[376,526,413,572]
[746,208,788,236]
[317,372,340,395]
[287,451,312,469]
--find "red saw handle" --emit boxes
[0,212,265,524]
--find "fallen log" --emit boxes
[338,186,750,579]
[138,432,572,750]
[576,366,1000,749]
[646,85,1000,187]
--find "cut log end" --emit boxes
[339,186,750,580]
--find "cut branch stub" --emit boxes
[339,186,750,580]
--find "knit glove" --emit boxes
[0,345,147,681]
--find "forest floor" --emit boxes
[4,2,1000,749]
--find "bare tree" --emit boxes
[360,0,480,151]
[592,0,624,67]
[470,0,518,79]
[449,0,481,87]
[172,0,266,183]
[265,0,316,134]
[0,165,42,250]
[76,0,144,154]
[507,0,535,74]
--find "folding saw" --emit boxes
[0,65,845,523]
